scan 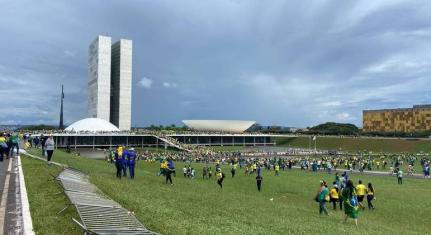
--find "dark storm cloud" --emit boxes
[0,0,430,127]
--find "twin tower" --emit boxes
[88,35,132,131]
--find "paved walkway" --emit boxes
[0,156,21,234]
[0,149,34,235]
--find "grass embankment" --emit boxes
[21,156,82,235]
[24,148,431,235]
[276,136,431,153]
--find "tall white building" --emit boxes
[110,39,132,130]
[88,35,112,122]
[88,35,132,131]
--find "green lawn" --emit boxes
[21,156,82,235]
[276,136,431,153]
[23,148,430,235]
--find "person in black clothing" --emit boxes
[115,151,123,178]
[40,134,47,156]
[256,174,263,191]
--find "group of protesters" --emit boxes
[106,146,138,179]
[0,132,21,161]
[316,171,376,225]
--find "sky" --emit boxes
[1,0,431,128]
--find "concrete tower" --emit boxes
[88,35,112,122]
[87,35,132,131]
[110,39,132,131]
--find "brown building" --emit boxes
[363,105,431,133]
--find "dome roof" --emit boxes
[182,120,256,133]
[65,118,120,132]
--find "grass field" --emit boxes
[276,136,431,153]
[21,156,82,235]
[23,148,431,235]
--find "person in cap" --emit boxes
[329,182,340,210]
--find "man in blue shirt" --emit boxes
[127,148,137,179]
[122,147,128,177]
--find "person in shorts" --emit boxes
[355,180,366,210]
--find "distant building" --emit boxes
[88,35,111,122]
[110,39,132,130]
[363,104,431,133]
[88,35,132,131]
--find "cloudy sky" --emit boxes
[1,0,431,127]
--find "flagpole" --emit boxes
[314,136,317,152]
[309,136,311,150]
[59,84,64,129]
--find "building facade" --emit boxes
[88,35,132,131]
[110,39,132,130]
[363,105,431,133]
[88,35,111,122]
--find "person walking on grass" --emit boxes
[366,183,375,210]
[397,168,403,184]
[44,135,55,164]
[165,158,174,185]
[231,163,236,178]
[316,180,329,215]
[356,180,366,210]
[127,148,137,179]
[114,149,123,178]
[216,169,225,189]
[275,164,280,176]
[256,174,263,191]
[329,182,339,210]
[342,180,359,226]
[423,164,429,179]
[122,147,128,177]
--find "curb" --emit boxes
[17,155,35,235]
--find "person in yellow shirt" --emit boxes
[275,164,280,176]
[366,182,375,210]
[329,183,340,210]
[0,134,7,161]
[216,169,225,189]
[356,180,366,210]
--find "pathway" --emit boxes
[0,153,34,235]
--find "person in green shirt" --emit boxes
[397,168,403,184]
[342,180,359,225]
[316,180,329,215]
[9,133,20,157]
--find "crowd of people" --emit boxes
[316,172,377,225]
[0,132,21,161]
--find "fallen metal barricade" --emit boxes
[57,168,158,235]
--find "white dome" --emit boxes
[65,118,120,132]
[182,120,256,133]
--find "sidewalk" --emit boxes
[0,153,34,235]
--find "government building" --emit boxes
[88,35,132,131]
[363,104,431,133]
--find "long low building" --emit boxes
[51,118,282,149]
[363,104,431,133]
[50,133,279,149]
